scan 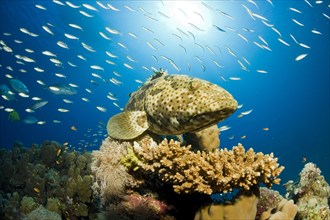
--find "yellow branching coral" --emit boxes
[132,138,284,195]
[120,145,141,171]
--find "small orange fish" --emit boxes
[33,187,40,193]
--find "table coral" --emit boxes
[130,138,284,194]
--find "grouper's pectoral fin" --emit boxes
[107,111,149,140]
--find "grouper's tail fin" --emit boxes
[107,111,149,140]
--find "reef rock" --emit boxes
[194,188,259,220]
[284,162,330,220]
[0,141,97,219]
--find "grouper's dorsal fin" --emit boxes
[107,111,149,140]
[147,68,168,82]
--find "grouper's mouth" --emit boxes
[188,108,236,133]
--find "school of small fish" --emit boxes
[0,0,328,149]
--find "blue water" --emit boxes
[0,1,329,191]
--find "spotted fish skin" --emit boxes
[122,71,238,136]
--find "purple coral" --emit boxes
[122,193,172,217]
[284,163,330,220]
[256,187,283,219]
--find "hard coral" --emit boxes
[194,188,259,220]
[20,196,39,214]
[104,193,174,220]
[131,137,284,194]
[3,192,20,219]
[183,125,220,151]
[0,141,97,219]
[284,162,330,220]
[122,193,171,218]
[256,187,284,219]
[39,141,61,167]
[46,197,61,215]
[24,206,61,220]
[259,199,297,220]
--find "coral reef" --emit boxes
[91,138,140,204]
[183,125,220,151]
[284,162,330,220]
[3,192,21,219]
[7,136,330,220]
[130,137,284,194]
[259,199,297,220]
[91,136,286,219]
[194,187,259,220]
[24,206,61,220]
[20,196,39,214]
[0,140,98,219]
[256,187,284,219]
[104,193,174,220]
[45,198,61,215]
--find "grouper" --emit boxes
[107,70,238,140]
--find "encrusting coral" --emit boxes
[104,193,174,220]
[259,199,297,220]
[129,137,284,195]
[183,125,220,151]
[194,187,259,220]
[256,187,284,219]
[284,162,330,220]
